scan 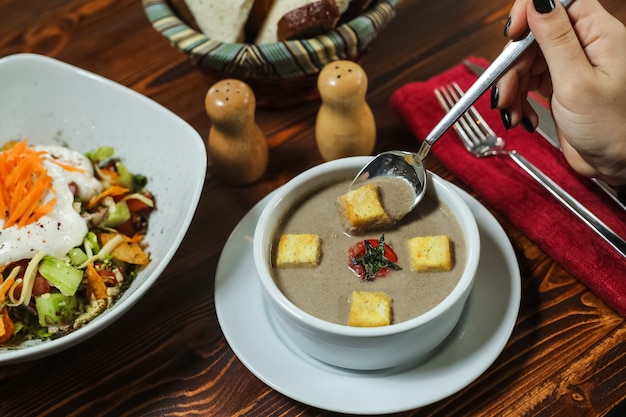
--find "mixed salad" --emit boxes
[0,139,155,346]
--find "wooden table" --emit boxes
[1,1,625,415]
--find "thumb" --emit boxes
[526,0,593,81]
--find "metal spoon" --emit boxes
[352,0,576,216]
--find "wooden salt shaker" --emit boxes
[315,60,376,161]
[205,79,268,185]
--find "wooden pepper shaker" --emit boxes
[205,79,269,185]
[315,60,376,161]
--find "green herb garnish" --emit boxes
[352,235,402,281]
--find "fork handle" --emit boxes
[509,151,626,258]
[418,0,577,160]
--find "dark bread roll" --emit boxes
[276,0,341,41]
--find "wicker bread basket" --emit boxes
[143,0,398,106]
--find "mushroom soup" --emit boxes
[270,177,467,325]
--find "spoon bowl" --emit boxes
[350,150,427,217]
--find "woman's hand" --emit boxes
[494,0,626,185]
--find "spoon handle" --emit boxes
[417,0,576,160]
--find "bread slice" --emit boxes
[184,0,256,43]
[406,235,452,272]
[255,0,339,44]
[336,183,391,233]
[348,291,392,327]
[275,233,322,267]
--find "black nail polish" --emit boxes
[521,118,535,133]
[500,109,512,130]
[490,86,499,109]
[533,0,555,14]
[504,16,512,37]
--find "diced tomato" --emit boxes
[10,281,21,300]
[98,269,118,286]
[115,219,136,237]
[9,274,50,298]
[126,192,154,214]
[347,238,399,280]
[8,259,29,271]
[349,239,398,262]
[31,275,51,296]
[68,181,78,196]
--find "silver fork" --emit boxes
[435,83,626,259]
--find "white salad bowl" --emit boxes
[0,53,206,364]
[253,157,480,370]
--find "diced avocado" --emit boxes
[103,201,130,228]
[115,161,134,189]
[86,232,100,253]
[38,256,83,296]
[35,293,78,327]
[68,247,88,266]
[85,146,114,163]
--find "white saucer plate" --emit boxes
[215,185,521,414]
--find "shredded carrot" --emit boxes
[0,276,15,301]
[49,159,86,173]
[86,185,130,209]
[0,185,6,219]
[0,307,14,343]
[0,139,58,229]
[129,234,144,244]
[100,167,119,181]
[7,174,51,228]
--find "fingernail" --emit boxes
[504,16,512,37]
[521,118,535,133]
[500,109,512,130]
[533,0,555,14]
[490,86,499,109]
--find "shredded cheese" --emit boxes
[78,234,124,269]
[0,266,20,309]
[122,192,154,208]
[8,251,46,306]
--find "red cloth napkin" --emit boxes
[390,56,626,316]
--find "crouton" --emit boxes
[406,235,452,272]
[336,183,391,233]
[348,291,392,327]
[100,232,150,265]
[275,233,321,267]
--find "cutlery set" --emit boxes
[463,59,626,212]
[435,82,626,259]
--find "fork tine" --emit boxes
[445,85,484,141]
[446,84,485,140]
[439,88,480,150]
[451,82,497,137]
[434,87,476,151]
[439,85,486,149]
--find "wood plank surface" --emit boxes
[0,1,625,416]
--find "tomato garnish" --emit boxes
[31,275,51,297]
[348,235,401,281]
